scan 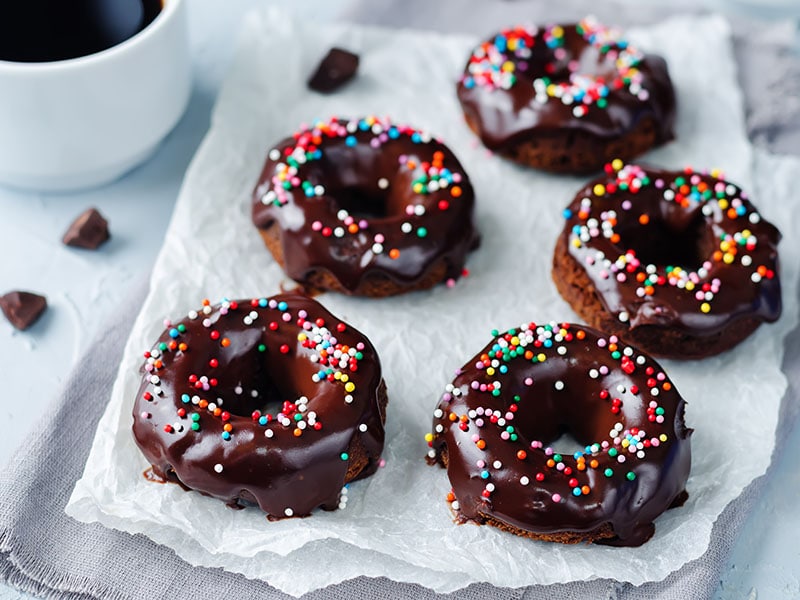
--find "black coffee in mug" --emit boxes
[0,0,163,63]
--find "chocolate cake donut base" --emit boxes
[552,235,765,359]
[465,113,659,174]
[259,224,451,298]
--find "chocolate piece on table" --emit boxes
[0,291,47,330]
[62,207,110,249]
[308,47,359,93]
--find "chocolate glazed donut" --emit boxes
[251,116,479,297]
[457,18,675,173]
[132,294,387,519]
[427,322,692,546]
[553,161,781,358]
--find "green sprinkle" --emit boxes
[417,227,428,238]
[159,342,168,351]
[340,452,349,461]
[609,448,618,457]
[604,468,613,477]
[258,344,266,352]
[191,423,200,431]
[626,471,636,481]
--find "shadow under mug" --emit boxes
[0,0,191,192]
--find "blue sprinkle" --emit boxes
[358,120,370,131]
[464,77,475,90]
[258,416,268,426]
[480,470,490,480]
[543,339,553,348]
[572,487,582,496]
[345,135,357,147]
[573,451,584,460]
[563,208,573,219]
[411,132,422,144]
[388,127,399,139]
[181,394,190,404]
[169,328,179,339]
[304,188,315,197]
[278,301,288,311]
[494,34,506,52]
[499,365,508,374]
[259,298,268,307]
[221,431,231,441]
[313,149,322,159]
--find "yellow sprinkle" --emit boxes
[723,253,735,264]
[537,353,546,362]
[551,25,564,37]
[344,382,355,393]
[571,238,582,248]
[340,374,349,383]
[718,199,729,210]
[593,184,606,196]
[424,433,434,443]
[742,229,751,238]
[502,60,515,72]
[700,302,711,313]
[611,158,624,171]
[711,168,721,178]
[510,336,519,346]
[621,439,630,448]
[297,333,307,342]
[334,372,342,380]
[659,434,668,442]
[486,367,495,376]
[685,281,695,291]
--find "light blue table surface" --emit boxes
[0,1,797,598]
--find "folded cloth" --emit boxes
[343,0,800,157]
[2,2,799,598]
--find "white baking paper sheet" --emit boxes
[67,9,800,596]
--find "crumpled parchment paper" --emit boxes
[67,8,800,597]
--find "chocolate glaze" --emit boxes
[252,117,479,294]
[428,322,692,546]
[457,21,675,153]
[132,294,387,518]
[560,163,781,337]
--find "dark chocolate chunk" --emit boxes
[308,47,359,93]
[62,207,110,249]
[0,291,47,330]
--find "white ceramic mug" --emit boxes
[0,0,191,192]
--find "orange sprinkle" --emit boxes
[608,343,617,352]
[727,208,737,219]
[636,272,647,282]
[476,439,486,450]
[450,186,462,198]
[546,459,556,468]
[293,428,302,437]
[154,359,163,369]
[524,350,534,360]
[516,450,527,460]
[448,412,457,422]
[389,248,400,259]
[589,459,599,469]
[663,382,672,391]
[168,341,177,351]
[638,214,650,225]
[348,224,359,234]
[221,337,231,348]
[202,299,210,306]
[713,250,723,261]
[576,330,586,340]
[178,343,188,352]
[446,491,456,502]
[223,423,232,433]
[645,286,655,296]
[581,485,590,495]
[577,462,586,471]
[213,407,221,416]
[610,233,620,244]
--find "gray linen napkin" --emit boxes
[2,3,799,598]
[0,277,797,600]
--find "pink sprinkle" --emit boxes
[552,493,562,503]
[141,412,150,419]
[524,377,534,386]
[379,459,386,468]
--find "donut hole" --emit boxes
[211,331,319,418]
[614,211,711,272]
[333,186,391,220]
